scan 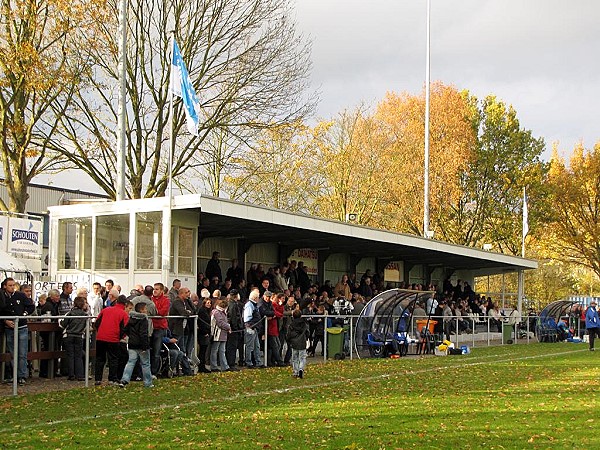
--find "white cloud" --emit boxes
[295,0,600,155]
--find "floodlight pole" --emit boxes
[423,0,431,238]
[116,0,128,201]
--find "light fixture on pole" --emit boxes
[423,0,431,238]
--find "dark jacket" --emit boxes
[288,317,309,350]
[198,306,212,336]
[227,299,243,332]
[125,312,151,350]
[1,290,34,328]
[258,300,275,337]
[168,298,191,338]
[205,258,222,282]
[59,292,72,316]
[59,307,88,337]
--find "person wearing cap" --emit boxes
[243,288,264,368]
[586,301,600,351]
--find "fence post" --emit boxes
[263,316,268,367]
[349,315,353,360]
[487,316,491,347]
[85,316,90,388]
[323,320,327,362]
[193,315,198,372]
[471,317,475,348]
[455,317,460,345]
[12,316,18,396]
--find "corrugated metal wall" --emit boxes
[0,182,106,215]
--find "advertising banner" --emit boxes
[0,215,7,251]
[290,248,318,276]
[7,217,42,256]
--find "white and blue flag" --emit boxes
[171,39,200,136]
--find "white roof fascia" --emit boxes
[199,195,538,270]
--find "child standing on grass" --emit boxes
[59,296,89,381]
[119,303,154,388]
[288,309,309,378]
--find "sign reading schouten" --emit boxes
[7,218,42,256]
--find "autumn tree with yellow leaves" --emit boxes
[311,106,395,225]
[224,121,325,212]
[0,0,105,212]
[374,83,476,235]
[547,142,600,278]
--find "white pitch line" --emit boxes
[0,347,588,433]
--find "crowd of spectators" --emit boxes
[0,258,532,387]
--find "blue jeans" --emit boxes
[210,340,229,371]
[151,329,166,375]
[121,348,153,387]
[6,326,29,379]
[244,328,263,367]
[291,349,307,376]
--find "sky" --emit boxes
[34,0,598,193]
[293,0,599,159]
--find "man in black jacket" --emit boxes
[119,303,153,388]
[225,289,243,369]
[1,278,34,384]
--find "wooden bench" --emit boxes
[1,321,95,379]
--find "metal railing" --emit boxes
[2,312,572,397]
[0,314,198,396]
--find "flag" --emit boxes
[522,188,529,239]
[170,39,200,136]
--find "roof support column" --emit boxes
[403,263,414,285]
[318,249,332,284]
[349,255,361,281]
[424,264,435,287]
[237,239,251,276]
[517,269,524,313]
[278,245,295,265]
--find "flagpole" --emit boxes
[169,32,175,208]
[162,32,175,284]
[522,186,527,258]
[518,186,527,314]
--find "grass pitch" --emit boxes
[1,343,597,449]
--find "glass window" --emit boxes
[136,212,162,270]
[170,226,175,273]
[178,227,194,274]
[58,218,92,269]
[96,214,129,270]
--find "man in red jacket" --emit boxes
[94,291,129,385]
[151,282,170,376]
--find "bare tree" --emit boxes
[47,0,315,199]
